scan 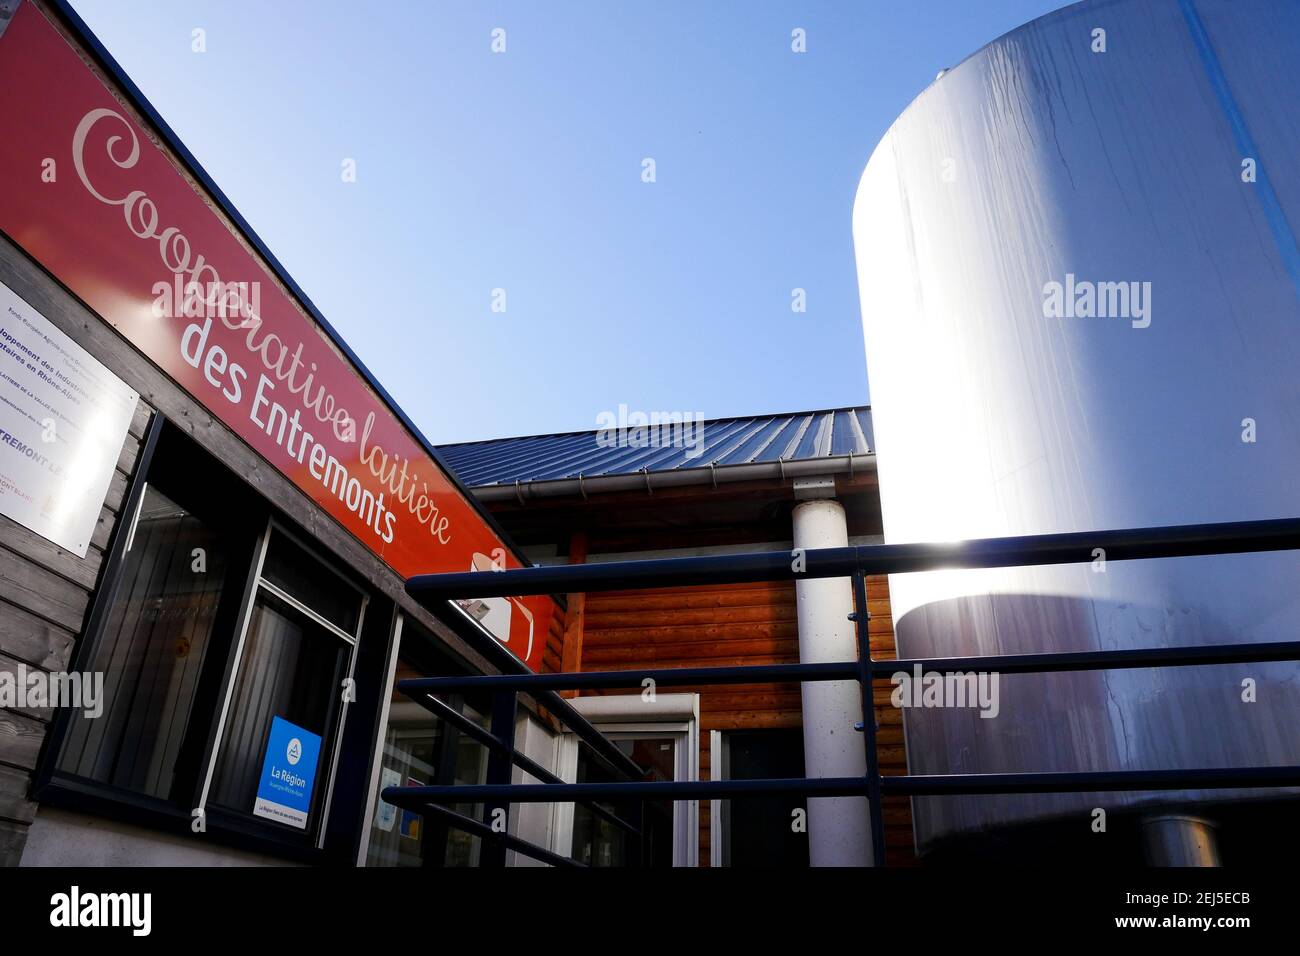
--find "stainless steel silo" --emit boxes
[852,0,1300,858]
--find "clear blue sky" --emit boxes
[68,0,1066,444]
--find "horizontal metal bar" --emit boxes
[412,800,585,867]
[407,516,1300,599]
[386,764,1300,806]
[875,639,1300,676]
[383,777,871,803]
[398,639,1300,697]
[410,691,642,836]
[398,661,860,694]
[881,765,1300,795]
[411,550,796,599]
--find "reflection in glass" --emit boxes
[207,590,349,827]
[366,657,489,867]
[259,532,359,634]
[571,737,675,867]
[59,486,227,800]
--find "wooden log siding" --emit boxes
[0,394,153,864]
[555,531,587,698]
[577,576,918,866]
[543,599,566,675]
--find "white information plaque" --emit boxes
[0,280,138,557]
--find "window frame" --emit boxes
[554,693,700,867]
[31,416,368,862]
[356,610,405,865]
[360,610,496,868]
[712,727,810,868]
[196,518,366,847]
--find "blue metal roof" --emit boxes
[438,407,874,488]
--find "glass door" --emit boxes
[570,733,681,867]
[364,616,493,867]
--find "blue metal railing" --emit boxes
[381,516,1300,866]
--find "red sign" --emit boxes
[0,2,551,670]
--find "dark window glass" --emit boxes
[722,729,809,867]
[366,622,490,867]
[49,422,365,849]
[58,485,229,799]
[571,739,673,867]
[441,708,489,867]
[208,587,352,831]
[260,531,359,635]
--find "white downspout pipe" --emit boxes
[791,491,873,866]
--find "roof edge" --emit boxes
[438,403,873,449]
[470,452,878,501]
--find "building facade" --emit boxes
[0,0,560,867]
[438,409,917,866]
[0,0,905,868]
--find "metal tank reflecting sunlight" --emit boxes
[852,0,1300,855]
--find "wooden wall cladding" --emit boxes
[0,392,152,865]
[571,575,917,866]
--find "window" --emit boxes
[206,528,364,839]
[556,693,699,867]
[363,616,491,867]
[715,728,809,867]
[58,482,231,799]
[568,736,676,867]
[55,423,259,806]
[45,419,369,853]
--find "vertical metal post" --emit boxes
[851,569,886,866]
[480,690,518,867]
